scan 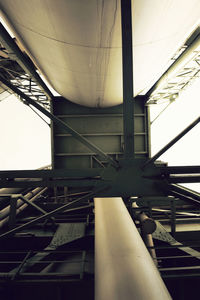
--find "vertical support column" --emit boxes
[9,195,17,229]
[80,250,86,280]
[54,187,57,203]
[143,233,158,266]
[64,187,68,202]
[170,199,176,237]
[121,0,135,158]
[94,197,172,300]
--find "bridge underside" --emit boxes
[0,94,199,300]
[0,1,200,299]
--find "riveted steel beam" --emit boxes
[0,169,102,179]
[160,165,200,174]
[168,174,200,183]
[0,179,99,188]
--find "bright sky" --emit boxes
[150,78,200,192]
[0,95,51,170]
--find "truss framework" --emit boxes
[0,0,199,235]
[147,27,200,105]
[0,1,199,299]
[0,23,52,109]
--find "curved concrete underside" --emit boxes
[0,0,200,107]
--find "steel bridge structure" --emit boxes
[0,1,200,299]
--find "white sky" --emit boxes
[150,78,200,192]
[0,95,51,170]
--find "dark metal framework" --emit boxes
[0,1,200,299]
[0,22,52,109]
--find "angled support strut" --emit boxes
[0,187,107,240]
[0,22,53,99]
[143,116,200,168]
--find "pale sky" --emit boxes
[150,78,200,192]
[0,95,51,170]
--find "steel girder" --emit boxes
[121,0,135,158]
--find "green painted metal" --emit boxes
[52,96,149,170]
[8,195,17,228]
[0,179,99,188]
[9,223,87,275]
[2,161,198,197]
[160,166,200,174]
[170,199,176,236]
[94,158,165,197]
[135,197,187,207]
[0,169,102,178]
[0,3,199,299]
[121,0,135,158]
[168,175,200,183]
[0,158,166,197]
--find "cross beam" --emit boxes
[0,187,107,240]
